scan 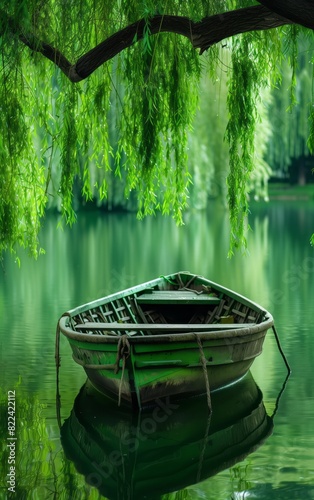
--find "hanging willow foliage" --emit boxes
[0,0,313,258]
[117,33,200,223]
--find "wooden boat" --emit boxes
[61,372,274,499]
[58,271,274,409]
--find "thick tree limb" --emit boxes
[257,0,314,30]
[74,5,291,81]
[0,12,77,80]
[2,4,292,83]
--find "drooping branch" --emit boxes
[2,4,292,83]
[74,5,291,80]
[0,10,75,79]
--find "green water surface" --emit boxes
[1,200,314,499]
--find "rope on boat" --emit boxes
[55,321,62,429]
[159,274,178,286]
[55,312,71,429]
[114,335,131,406]
[195,335,212,414]
[271,370,291,419]
[272,325,291,375]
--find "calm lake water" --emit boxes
[1,200,314,499]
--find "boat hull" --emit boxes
[58,272,273,409]
[63,319,270,408]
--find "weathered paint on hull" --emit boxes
[68,327,267,408]
[85,359,255,407]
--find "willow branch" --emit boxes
[2,5,292,83]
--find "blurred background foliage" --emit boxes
[1,1,314,257]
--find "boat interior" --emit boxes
[70,283,265,336]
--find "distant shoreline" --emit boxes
[267,183,314,201]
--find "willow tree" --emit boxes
[1,0,314,258]
[267,33,314,178]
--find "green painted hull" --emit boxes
[58,272,273,409]
[61,372,273,499]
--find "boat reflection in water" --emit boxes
[61,372,273,499]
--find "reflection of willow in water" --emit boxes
[0,385,100,500]
[0,386,52,498]
[61,372,274,500]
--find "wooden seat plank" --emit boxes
[136,290,220,305]
[75,321,255,332]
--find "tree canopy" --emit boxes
[1,0,314,258]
